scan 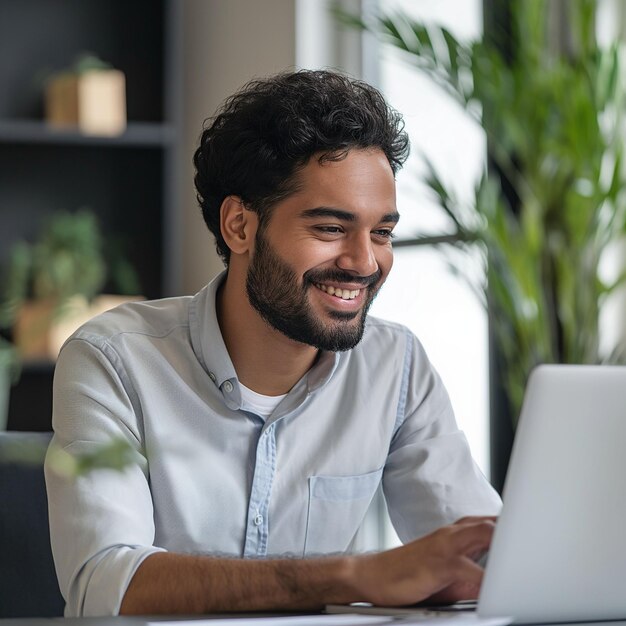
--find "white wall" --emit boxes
[180,0,298,294]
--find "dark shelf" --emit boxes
[1,0,184,432]
[7,363,56,432]
[0,119,175,147]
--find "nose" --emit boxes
[336,232,379,277]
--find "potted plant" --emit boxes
[45,53,127,136]
[338,1,626,421]
[1,209,107,360]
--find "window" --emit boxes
[370,0,490,476]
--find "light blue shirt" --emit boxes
[45,272,501,617]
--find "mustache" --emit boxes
[304,268,382,289]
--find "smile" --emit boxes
[314,283,361,300]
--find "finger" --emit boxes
[455,554,485,587]
[451,521,495,555]
[427,581,480,604]
[426,579,481,604]
[425,557,485,605]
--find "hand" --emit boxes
[350,516,496,607]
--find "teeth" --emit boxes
[315,284,361,300]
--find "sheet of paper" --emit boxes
[151,616,394,626]
[150,611,512,626]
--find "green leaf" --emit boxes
[337,0,626,421]
[47,438,141,477]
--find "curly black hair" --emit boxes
[193,69,410,265]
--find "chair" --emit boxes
[0,431,65,617]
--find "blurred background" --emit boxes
[2,0,626,548]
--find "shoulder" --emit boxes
[356,315,442,402]
[67,295,193,347]
[358,315,429,363]
[341,315,434,383]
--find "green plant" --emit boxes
[0,209,106,328]
[1,432,139,477]
[37,52,114,88]
[337,0,626,420]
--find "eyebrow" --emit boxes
[299,207,400,224]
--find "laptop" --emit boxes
[478,364,626,623]
[329,365,626,624]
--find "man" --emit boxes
[45,70,500,617]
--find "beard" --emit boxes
[245,230,383,352]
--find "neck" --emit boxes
[216,270,319,396]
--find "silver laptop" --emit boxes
[478,365,626,623]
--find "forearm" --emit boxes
[120,519,495,615]
[119,551,359,615]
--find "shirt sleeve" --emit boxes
[44,336,166,617]
[382,331,501,543]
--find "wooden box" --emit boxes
[45,70,127,136]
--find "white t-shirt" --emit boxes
[239,383,287,420]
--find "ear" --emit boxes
[220,195,258,256]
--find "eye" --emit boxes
[315,225,344,235]
[372,228,396,240]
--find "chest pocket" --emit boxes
[304,467,383,556]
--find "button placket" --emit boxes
[242,422,277,557]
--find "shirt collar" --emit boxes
[188,270,340,413]
[189,271,241,409]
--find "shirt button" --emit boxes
[208,372,216,382]
[254,514,263,526]
[223,380,234,393]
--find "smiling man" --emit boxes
[46,70,500,617]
